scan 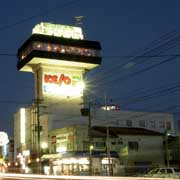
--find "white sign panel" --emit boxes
[43,72,84,97]
[0,132,9,146]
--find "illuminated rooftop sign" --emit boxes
[32,22,84,40]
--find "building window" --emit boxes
[118,140,123,145]
[166,121,172,130]
[19,41,101,62]
[83,141,89,150]
[111,141,116,145]
[150,120,156,128]
[95,142,105,149]
[139,120,145,128]
[159,121,165,128]
[67,143,73,150]
[51,144,56,153]
[128,141,139,151]
[126,120,132,127]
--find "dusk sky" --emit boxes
[0,0,180,136]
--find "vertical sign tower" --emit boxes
[17,22,101,130]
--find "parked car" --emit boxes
[144,167,180,178]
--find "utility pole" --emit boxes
[36,70,42,174]
[104,93,111,176]
[88,101,93,175]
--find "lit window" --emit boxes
[37,43,42,48]
[21,55,25,59]
[47,44,52,51]
[61,48,65,53]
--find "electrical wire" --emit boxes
[87,34,180,87]
[0,0,81,32]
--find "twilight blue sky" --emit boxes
[0,0,180,136]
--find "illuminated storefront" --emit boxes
[39,125,120,176]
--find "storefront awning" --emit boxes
[41,153,63,160]
[42,151,119,160]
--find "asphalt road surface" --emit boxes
[0,173,171,180]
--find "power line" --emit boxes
[122,84,180,107]
[113,80,180,104]
[87,32,180,86]
[96,56,177,88]
[102,54,180,58]
[85,78,180,115]
[0,0,81,32]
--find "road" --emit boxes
[0,173,176,180]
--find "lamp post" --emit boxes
[104,93,111,176]
[88,101,93,175]
[165,130,170,167]
[80,94,93,175]
[89,145,93,175]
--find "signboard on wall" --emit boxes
[43,72,84,97]
[0,132,9,146]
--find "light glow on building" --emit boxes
[32,22,84,40]
[22,150,30,156]
[55,158,89,165]
[41,142,48,149]
[56,146,67,153]
[0,132,9,146]
[101,105,120,111]
[20,108,26,144]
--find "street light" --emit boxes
[165,130,170,167]
[89,145,94,175]
[41,142,48,149]
[104,93,111,176]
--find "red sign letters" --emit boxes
[44,74,71,86]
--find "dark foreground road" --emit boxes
[0,173,177,180]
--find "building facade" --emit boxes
[92,109,175,135]
[40,125,165,176]
[13,107,48,173]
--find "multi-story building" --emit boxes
[13,22,175,175]
[92,108,175,135]
[15,22,102,173]
[13,107,48,173]
[13,103,174,174]
[41,125,165,176]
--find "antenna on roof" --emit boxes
[74,16,85,27]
